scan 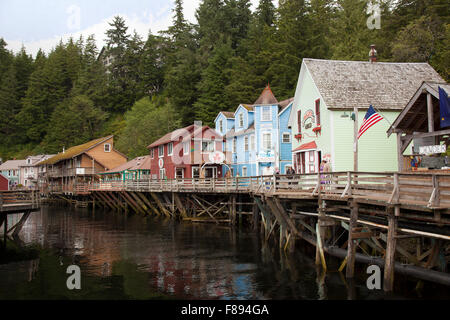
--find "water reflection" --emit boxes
[0,206,449,300]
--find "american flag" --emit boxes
[357,105,383,139]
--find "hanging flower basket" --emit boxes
[312,126,321,136]
[294,133,302,141]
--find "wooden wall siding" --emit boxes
[86,137,127,170]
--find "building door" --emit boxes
[204,166,217,178]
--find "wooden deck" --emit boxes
[0,190,41,214]
[85,171,450,212]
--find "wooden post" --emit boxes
[231,195,237,225]
[384,206,398,292]
[397,133,404,172]
[252,202,259,231]
[353,106,358,172]
[346,200,358,278]
[427,93,434,133]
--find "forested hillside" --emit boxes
[0,0,448,160]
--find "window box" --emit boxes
[312,126,321,136]
[294,133,302,141]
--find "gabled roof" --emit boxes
[279,98,294,114]
[147,125,222,149]
[387,81,450,136]
[225,124,255,138]
[39,136,114,165]
[254,85,278,105]
[214,111,236,123]
[0,160,27,171]
[303,59,444,110]
[104,156,151,173]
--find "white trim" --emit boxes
[158,145,164,158]
[261,106,272,122]
[282,132,291,143]
[104,143,111,152]
[183,141,190,155]
[244,136,249,152]
[278,102,293,116]
[168,142,173,156]
[330,110,335,171]
[242,166,248,177]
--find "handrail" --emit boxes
[44,171,450,208]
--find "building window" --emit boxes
[150,148,154,158]
[168,142,173,156]
[158,145,164,157]
[27,158,31,165]
[104,143,111,152]
[244,136,249,152]
[183,141,190,155]
[159,168,166,179]
[282,133,291,143]
[233,138,237,153]
[219,120,223,132]
[25,168,28,174]
[250,135,255,151]
[262,106,271,121]
[262,133,272,151]
[242,167,247,177]
[202,141,214,152]
[297,110,302,132]
[192,167,200,179]
[315,99,321,125]
[239,113,244,127]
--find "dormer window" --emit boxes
[104,143,111,152]
[239,113,244,127]
[219,120,223,132]
[27,158,31,165]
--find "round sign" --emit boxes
[158,158,164,168]
[209,151,225,164]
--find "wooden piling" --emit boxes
[346,200,359,278]
[384,206,398,292]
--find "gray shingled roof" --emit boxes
[304,59,444,110]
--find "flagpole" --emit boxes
[354,106,358,172]
[372,105,392,127]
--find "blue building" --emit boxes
[215,85,293,176]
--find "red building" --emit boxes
[0,174,9,191]
[148,124,225,179]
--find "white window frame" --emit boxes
[242,166,247,177]
[183,141,190,155]
[232,138,237,154]
[168,142,173,156]
[244,136,249,152]
[262,132,272,151]
[250,135,255,151]
[239,113,244,127]
[158,145,164,157]
[150,148,154,158]
[159,168,166,179]
[261,106,272,122]
[219,120,223,132]
[201,140,215,153]
[282,132,291,143]
[104,143,111,152]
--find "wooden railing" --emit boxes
[0,190,40,209]
[47,167,99,178]
[83,172,450,209]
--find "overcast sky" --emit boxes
[1,0,260,56]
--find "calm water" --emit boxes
[0,205,448,300]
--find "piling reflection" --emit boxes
[0,206,449,300]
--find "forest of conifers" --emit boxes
[0,0,448,160]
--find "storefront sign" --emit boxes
[419,145,446,155]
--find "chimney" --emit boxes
[369,44,377,63]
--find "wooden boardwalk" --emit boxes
[47,171,450,291]
[0,190,41,248]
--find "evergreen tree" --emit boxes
[194,42,234,126]
[140,31,166,96]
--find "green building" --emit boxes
[288,58,444,173]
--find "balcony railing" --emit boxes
[47,167,100,178]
